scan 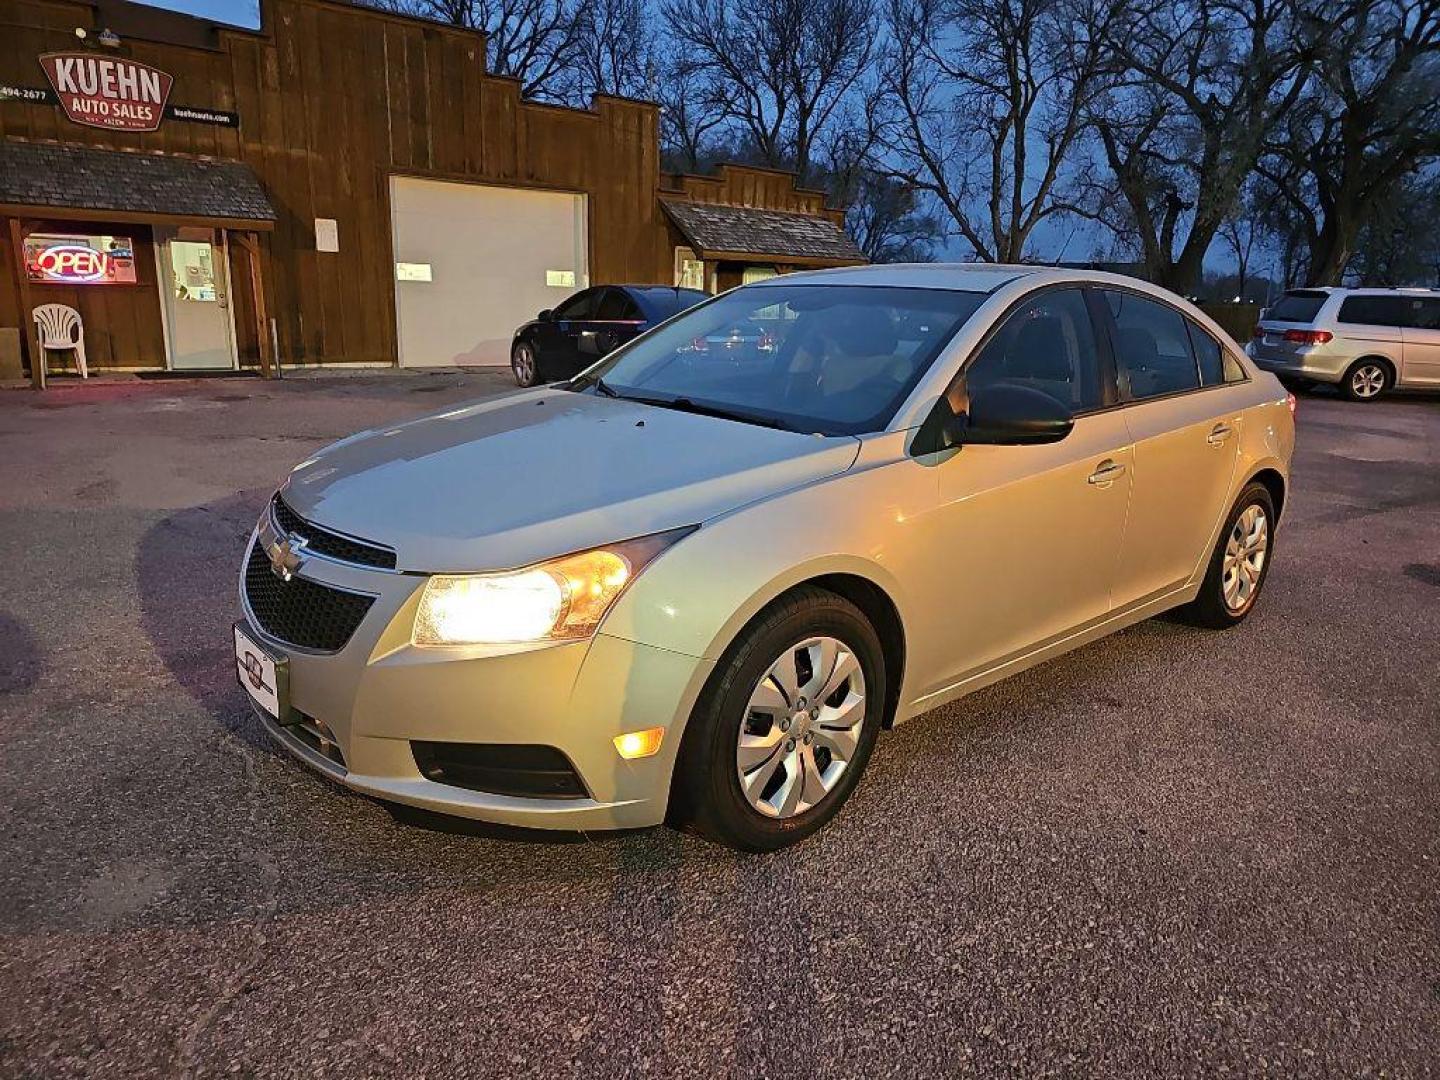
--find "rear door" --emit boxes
[1400,297,1440,387]
[1101,289,1245,609]
[1335,294,1406,372]
[581,288,646,363]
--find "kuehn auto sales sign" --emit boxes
[39,52,173,132]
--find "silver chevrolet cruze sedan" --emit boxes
[236,265,1295,851]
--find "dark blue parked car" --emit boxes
[509,284,710,386]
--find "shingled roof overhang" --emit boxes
[0,141,276,230]
[661,199,865,266]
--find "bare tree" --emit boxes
[876,0,1111,263]
[1219,181,1264,295]
[819,120,945,260]
[654,51,735,172]
[1084,0,1318,291]
[371,0,588,102]
[1258,0,1440,285]
[573,0,657,100]
[660,0,876,185]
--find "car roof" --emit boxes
[763,262,1219,300]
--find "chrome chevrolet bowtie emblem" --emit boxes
[267,532,307,582]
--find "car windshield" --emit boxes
[572,284,987,435]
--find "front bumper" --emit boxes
[239,526,714,831]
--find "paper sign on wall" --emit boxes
[396,262,432,282]
[314,218,339,253]
[546,270,576,288]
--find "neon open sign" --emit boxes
[24,234,138,286]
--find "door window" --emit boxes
[168,240,219,302]
[1187,321,1246,385]
[553,289,598,320]
[1404,297,1440,331]
[1104,291,1201,400]
[965,288,1103,412]
[595,288,641,321]
[1338,295,1406,327]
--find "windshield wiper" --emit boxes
[621,393,793,431]
[570,373,618,397]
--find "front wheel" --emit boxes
[1177,482,1276,629]
[1340,359,1391,402]
[511,342,540,388]
[669,587,886,852]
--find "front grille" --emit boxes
[244,542,375,652]
[411,742,588,799]
[272,495,396,570]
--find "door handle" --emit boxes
[1087,459,1127,486]
[1207,423,1234,446]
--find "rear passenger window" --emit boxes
[1338,296,1406,327]
[1406,298,1440,331]
[966,289,1102,412]
[1186,322,1245,386]
[1104,291,1200,400]
[596,289,641,321]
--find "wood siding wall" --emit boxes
[0,0,672,368]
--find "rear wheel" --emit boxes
[511,342,540,387]
[670,587,885,852]
[1177,482,1276,629]
[1340,358,1391,402]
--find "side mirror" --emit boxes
[939,384,1074,448]
[537,309,553,321]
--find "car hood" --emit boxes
[282,389,860,572]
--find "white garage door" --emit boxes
[389,177,588,367]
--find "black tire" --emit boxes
[1177,481,1277,629]
[669,586,886,852]
[511,342,541,388]
[1339,358,1392,402]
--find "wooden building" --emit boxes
[0,0,863,387]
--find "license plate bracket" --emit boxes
[234,621,291,722]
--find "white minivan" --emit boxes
[1249,287,1440,400]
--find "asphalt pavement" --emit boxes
[0,372,1436,1078]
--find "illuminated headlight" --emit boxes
[412,528,694,646]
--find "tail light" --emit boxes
[1286,392,1297,416]
[1252,325,1264,339]
[1282,329,1333,345]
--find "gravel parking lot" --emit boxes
[1,373,1436,1078]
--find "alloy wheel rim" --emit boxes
[1221,503,1269,612]
[1352,364,1385,398]
[736,636,866,819]
[513,346,535,384]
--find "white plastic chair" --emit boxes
[33,304,88,379]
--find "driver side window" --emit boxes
[965,289,1102,412]
[553,289,597,321]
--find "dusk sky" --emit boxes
[136,0,261,29]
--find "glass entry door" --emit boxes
[156,226,237,370]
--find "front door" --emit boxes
[918,287,1132,692]
[156,226,236,370]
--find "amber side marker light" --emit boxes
[613,728,665,759]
